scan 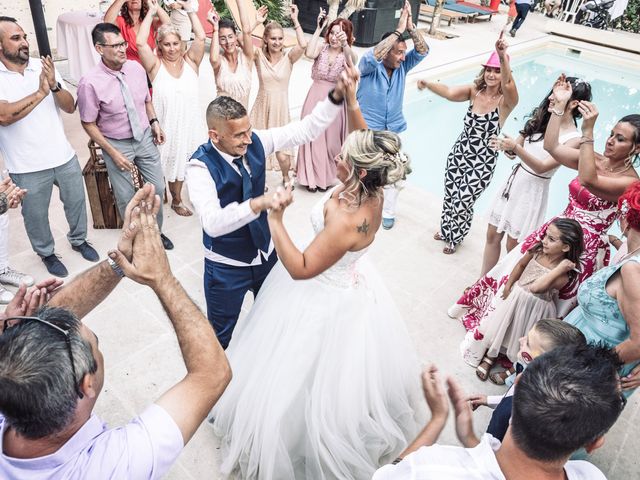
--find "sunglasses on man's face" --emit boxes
[2,316,84,398]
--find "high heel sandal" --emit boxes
[476,356,495,381]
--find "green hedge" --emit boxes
[613,0,639,33]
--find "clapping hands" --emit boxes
[0,177,27,214]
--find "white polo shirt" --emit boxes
[0,58,75,174]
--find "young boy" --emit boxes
[467,318,586,441]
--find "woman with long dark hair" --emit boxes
[104,0,170,64]
[480,77,592,275]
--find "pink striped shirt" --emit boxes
[77,60,150,140]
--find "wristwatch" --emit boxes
[149,118,159,126]
[51,82,62,93]
[107,257,125,278]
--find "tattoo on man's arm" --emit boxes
[12,100,35,117]
[357,219,370,235]
[409,30,428,55]
[374,36,398,61]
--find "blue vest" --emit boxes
[191,135,270,263]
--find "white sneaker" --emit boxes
[0,285,14,304]
[0,267,35,287]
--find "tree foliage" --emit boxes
[613,0,639,33]
[211,0,290,27]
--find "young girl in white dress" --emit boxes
[465,218,584,384]
[210,75,424,479]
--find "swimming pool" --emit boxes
[401,43,640,226]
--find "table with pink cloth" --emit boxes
[56,11,103,82]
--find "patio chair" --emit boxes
[430,0,495,21]
[560,0,586,22]
[425,0,481,21]
[420,2,472,24]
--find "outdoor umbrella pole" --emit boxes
[28,0,52,57]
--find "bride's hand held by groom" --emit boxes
[268,185,294,221]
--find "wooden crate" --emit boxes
[82,141,123,229]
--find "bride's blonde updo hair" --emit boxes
[340,129,411,207]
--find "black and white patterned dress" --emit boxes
[439,95,501,248]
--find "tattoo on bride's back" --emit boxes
[357,219,370,235]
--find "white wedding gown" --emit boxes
[210,189,425,479]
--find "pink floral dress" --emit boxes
[451,177,618,337]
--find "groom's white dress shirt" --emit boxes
[186,97,342,267]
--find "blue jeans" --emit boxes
[204,251,278,349]
[513,3,531,31]
[10,156,88,257]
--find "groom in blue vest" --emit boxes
[186,84,348,348]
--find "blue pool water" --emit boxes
[401,46,640,226]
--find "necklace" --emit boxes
[619,244,640,263]
[165,57,184,69]
[601,157,631,175]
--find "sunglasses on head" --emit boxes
[2,316,84,399]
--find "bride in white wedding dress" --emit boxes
[210,77,425,480]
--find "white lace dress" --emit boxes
[152,62,202,182]
[488,130,581,241]
[210,189,424,480]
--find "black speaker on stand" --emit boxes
[296,1,421,47]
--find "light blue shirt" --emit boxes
[356,48,427,133]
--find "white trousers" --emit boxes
[382,181,404,220]
[0,214,9,271]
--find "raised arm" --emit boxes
[287,3,307,63]
[136,0,161,76]
[495,36,518,124]
[153,0,171,27]
[207,8,221,74]
[183,2,206,66]
[104,0,126,24]
[405,1,428,56]
[111,193,231,444]
[373,3,408,61]
[343,65,367,131]
[543,75,583,169]
[578,102,637,203]
[249,4,268,34]
[47,185,158,319]
[237,0,254,59]
[305,8,328,59]
[417,79,473,103]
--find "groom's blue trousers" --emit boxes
[204,251,278,349]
